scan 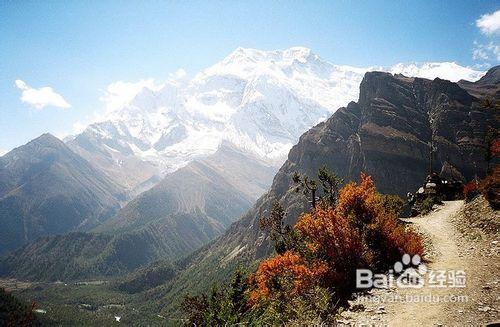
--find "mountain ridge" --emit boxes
[66,47,486,193]
[0,133,126,255]
[96,142,276,257]
[0,142,276,280]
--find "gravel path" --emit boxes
[339,200,500,326]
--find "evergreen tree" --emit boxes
[292,171,318,209]
[226,268,248,323]
[317,166,343,208]
[293,166,342,209]
[259,201,289,254]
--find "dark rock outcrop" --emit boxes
[204,67,498,263]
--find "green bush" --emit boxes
[419,195,441,215]
[379,194,405,216]
[255,286,333,325]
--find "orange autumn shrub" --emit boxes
[478,166,500,209]
[366,210,424,268]
[335,173,380,226]
[248,172,424,307]
[248,251,327,305]
[295,208,372,295]
[463,167,499,208]
[335,173,423,267]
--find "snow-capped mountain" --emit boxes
[68,47,485,191]
[389,62,485,82]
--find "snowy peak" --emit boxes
[222,46,314,65]
[283,46,314,61]
[201,46,326,83]
[69,47,486,191]
[389,62,485,82]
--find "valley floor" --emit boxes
[339,199,499,326]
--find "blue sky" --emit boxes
[1,1,499,153]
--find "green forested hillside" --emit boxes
[0,231,174,281]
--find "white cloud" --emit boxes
[476,10,500,35]
[472,11,500,65]
[75,69,185,134]
[0,148,7,156]
[472,41,500,62]
[14,80,71,110]
[169,68,187,80]
[473,45,489,60]
[99,78,164,113]
[472,62,492,70]
[98,69,185,114]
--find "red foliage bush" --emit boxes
[248,173,424,306]
[248,251,327,306]
[463,181,478,201]
[335,173,423,268]
[295,207,372,296]
[367,209,424,267]
[478,166,500,209]
[334,173,380,225]
[490,139,500,158]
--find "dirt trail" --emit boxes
[387,201,464,326]
[339,200,500,326]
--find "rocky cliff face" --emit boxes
[153,67,499,312]
[222,67,497,259]
[280,72,494,196]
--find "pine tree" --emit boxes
[259,201,289,254]
[292,171,318,209]
[293,167,342,209]
[317,166,343,208]
[227,268,248,323]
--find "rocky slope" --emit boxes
[458,65,500,99]
[97,142,275,255]
[67,128,160,196]
[151,66,499,314]
[0,134,126,255]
